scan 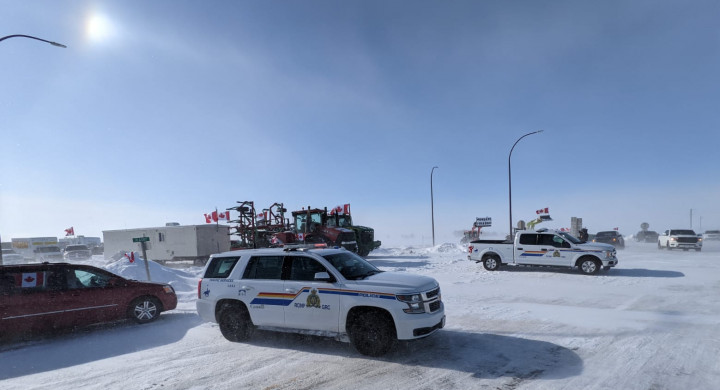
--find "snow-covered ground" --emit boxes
[2,241,720,389]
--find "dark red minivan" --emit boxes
[0,263,177,339]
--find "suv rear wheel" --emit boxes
[348,309,396,356]
[219,304,254,342]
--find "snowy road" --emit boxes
[2,242,720,389]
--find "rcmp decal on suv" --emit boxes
[250,287,396,307]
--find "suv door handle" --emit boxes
[541,248,548,251]
[517,247,523,250]
[285,288,297,293]
[240,286,254,290]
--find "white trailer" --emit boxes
[11,237,59,260]
[103,224,231,264]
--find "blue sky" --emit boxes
[2,1,719,246]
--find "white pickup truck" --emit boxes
[467,229,619,275]
[196,246,445,356]
[658,229,702,251]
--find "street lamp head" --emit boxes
[50,41,67,48]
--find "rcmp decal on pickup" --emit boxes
[250,287,395,307]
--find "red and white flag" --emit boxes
[124,252,136,263]
[343,204,351,215]
[65,226,75,236]
[22,272,44,288]
[204,213,212,223]
[218,211,230,221]
[536,207,549,215]
[257,211,267,221]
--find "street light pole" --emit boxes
[0,34,65,264]
[431,166,438,247]
[508,130,543,239]
[0,34,67,48]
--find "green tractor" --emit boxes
[326,206,381,256]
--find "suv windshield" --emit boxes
[35,246,61,253]
[65,245,89,251]
[322,252,383,280]
[596,231,618,237]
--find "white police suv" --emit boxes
[196,246,445,356]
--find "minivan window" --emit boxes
[204,257,240,279]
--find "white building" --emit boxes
[103,224,231,264]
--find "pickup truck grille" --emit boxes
[429,301,441,312]
[677,237,698,243]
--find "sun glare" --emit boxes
[86,14,113,42]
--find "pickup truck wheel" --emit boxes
[657,241,662,249]
[483,256,501,271]
[219,304,254,342]
[578,258,600,275]
[348,310,396,357]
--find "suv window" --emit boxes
[288,256,329,281]
[204,257,240,278]
[519,234,538,245]
[243,256,284,280]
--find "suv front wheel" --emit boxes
[348,309,396,356]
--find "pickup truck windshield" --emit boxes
[671,230,696,235]
[322,252,383,280]
[558,232,583,244]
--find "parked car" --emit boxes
[635,230,659,243]
[64,244,93,261]
[593,230,625,249]
[0,263,177,340]
[1,249,25,265]
[703,230,720,241]
[33,246,64,262]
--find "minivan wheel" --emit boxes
[348,310,396,357]
[219,305,254,342]
[129,297,161,324]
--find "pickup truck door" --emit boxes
[537,234,573,266]
[516,233,546,265]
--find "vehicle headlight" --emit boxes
[397,293,425,314]
[605,250,615,259]
[163,285,175,294]
[670,237,677,241]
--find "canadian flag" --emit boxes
[536,207,549,215]
[124,252,135,263]
[297,233,305,241]
[257,211,267,221]
[22,272,44,288]
[204,211,230,223]
[65,227,74,236]
[343,204,351,215]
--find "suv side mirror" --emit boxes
[314,272,333,282]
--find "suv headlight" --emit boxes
[397,293,425,314]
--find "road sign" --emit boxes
[132,237,150,243]
[474,217,492,227]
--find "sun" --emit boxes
[86,14,113,42]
